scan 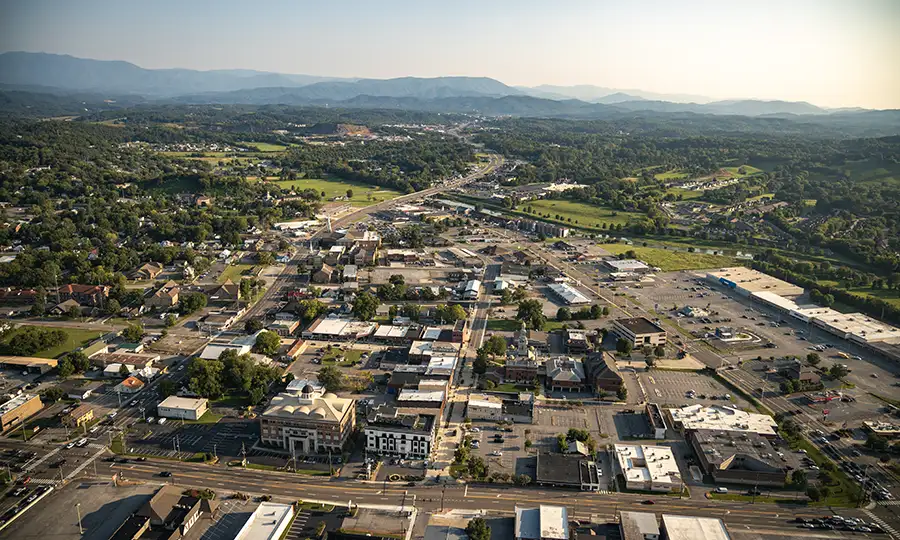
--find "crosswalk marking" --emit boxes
[863,509,899,539]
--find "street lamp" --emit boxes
[76,503,83,534]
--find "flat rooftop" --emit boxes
[234,502,294,540]
[661,514,731,540]
[816,312,900,342]
[707,267,804,297]
[668,404,777,436]
[0,393,37,415]
[547,282,591,304]
[606,259,650,271]
[614,444,680,488]
[620,512,660,540]
[614,317,665,335]
[158,396,208,410]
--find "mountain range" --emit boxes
[0,52,894,120]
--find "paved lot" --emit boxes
[640,371,750,408]
[0,479,156,540]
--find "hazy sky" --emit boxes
[2,0,898,108]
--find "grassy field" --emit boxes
[654,170,690,181]
[269,177,403,207]
[518,200,645,230]
[723,165,764,177]
[182,411,224,424]
[599,244,737,272]
[0,326,103,359]
[219,264,257,284]
[322,348,364,366]
[238,141,290,152]
[816,281,900,308]
[486,319,520,331]
[665,187,704,200]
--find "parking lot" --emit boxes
[639,371,751,408]
[124,418,259,461]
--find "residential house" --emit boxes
[130,262,164,281]
[57,284,109,307]
[208,279,240,304]
[312,264,336,284]
[147,280,180,308]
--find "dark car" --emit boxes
[159,471,172,477]
[641,500,655,505]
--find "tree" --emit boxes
[159,379,178,398]
[792,469,808,489]
[865,432,889,452]
[253,331,281,356]
[389,274,405,286]
[467,456,488,478]
[465,517,491,540]
[806,352,821,365]
[616,384,628,401]
[483,335,507,357]
[828,363,849,379]
[352,291,379,321]
[57,357,75,378]
[590,304,602,319]
[257,251,275,266]
[164,314,177,328]
[6,327,66,356]
[472,356,488,375]
[119,363,131,377]
[65,304,81,320]
[556,307,571,322]
[188,358,225,399]
[178,292,208,314]
[318,365,344,392]
[122,322,145,342]
[641,345,653,357]
[654,345,665,358]
[616,338,633,355]
[40,386,64,403]
[806,486,821,501]
[249,385,266,405]
[346,189,354,199]
[434,303,467,323]
[516,299,546,330]
[245,319,264,334]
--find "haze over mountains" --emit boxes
[0,52,895,121]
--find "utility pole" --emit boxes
[440,484,446,512]
[21,421,27,442]
[76,503,83,534]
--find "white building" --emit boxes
[605,259,650,273]
[461,279,482,300]
[547,282,591,305]
[157,396,209,421]
[661,514,730,540]
[619,512,660,540]
[233,502,295,540]
[667,404,777,437]
[706,267,804,298]
[199,343,251,360]
[514,505,569,540]
[614,444,682,492]
[466,393,503,420]
[365,405,436,460]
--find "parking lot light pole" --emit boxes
[76,503,83,534]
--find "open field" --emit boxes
[219,263,258,283]
[665,187,704,200]
[723,165,764,177]
[817,280,900,308]
[654,170,689,181]
[268,177,403,206]
[0,325,103,359]
[599,244,737,272]
[321,348,364,366]
[518,199,645,229]
[238,141,290,152]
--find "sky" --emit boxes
[1,0,898,108]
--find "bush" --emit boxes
[806,486,821,501]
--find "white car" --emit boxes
[470,427,480,433]
[490,450,503,456]
[146,417,155,424]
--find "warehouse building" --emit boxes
[301,315,378,341]
[0,394,42,433]
[157,396,209,421]
[514,505,569,540]
[233,502,295,540]
[706,267,804,298]
[547,282,591,305]
[466,393,504,420]
[604,259,650,273]
[660,514,730,540]
[619,512,660,540]
[689,429,797,486]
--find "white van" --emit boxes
[714,487,728,494]
[157,418,167,425]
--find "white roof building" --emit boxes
[614,444,681,492]
[605,259,650,272]
[547,282,591,305]
[515,505,569,540]
[667,404,777,437]
[661,514,730,540]
[199,343,251,360]
[234,502,295,540]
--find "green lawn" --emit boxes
[723,165,764,177]
[182,411,224,424]
[486,319,521,331]
[599,244,737,272]
[0,325,103,359]
[517,200,645,230]
[654,170,690,181]
[269,177,403,207]
[818,284,900,309]
[321,348,364,366]
[665,187,704,200]
[238,141,289,152]
[219,264,257,284]
[210,392,250,408]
